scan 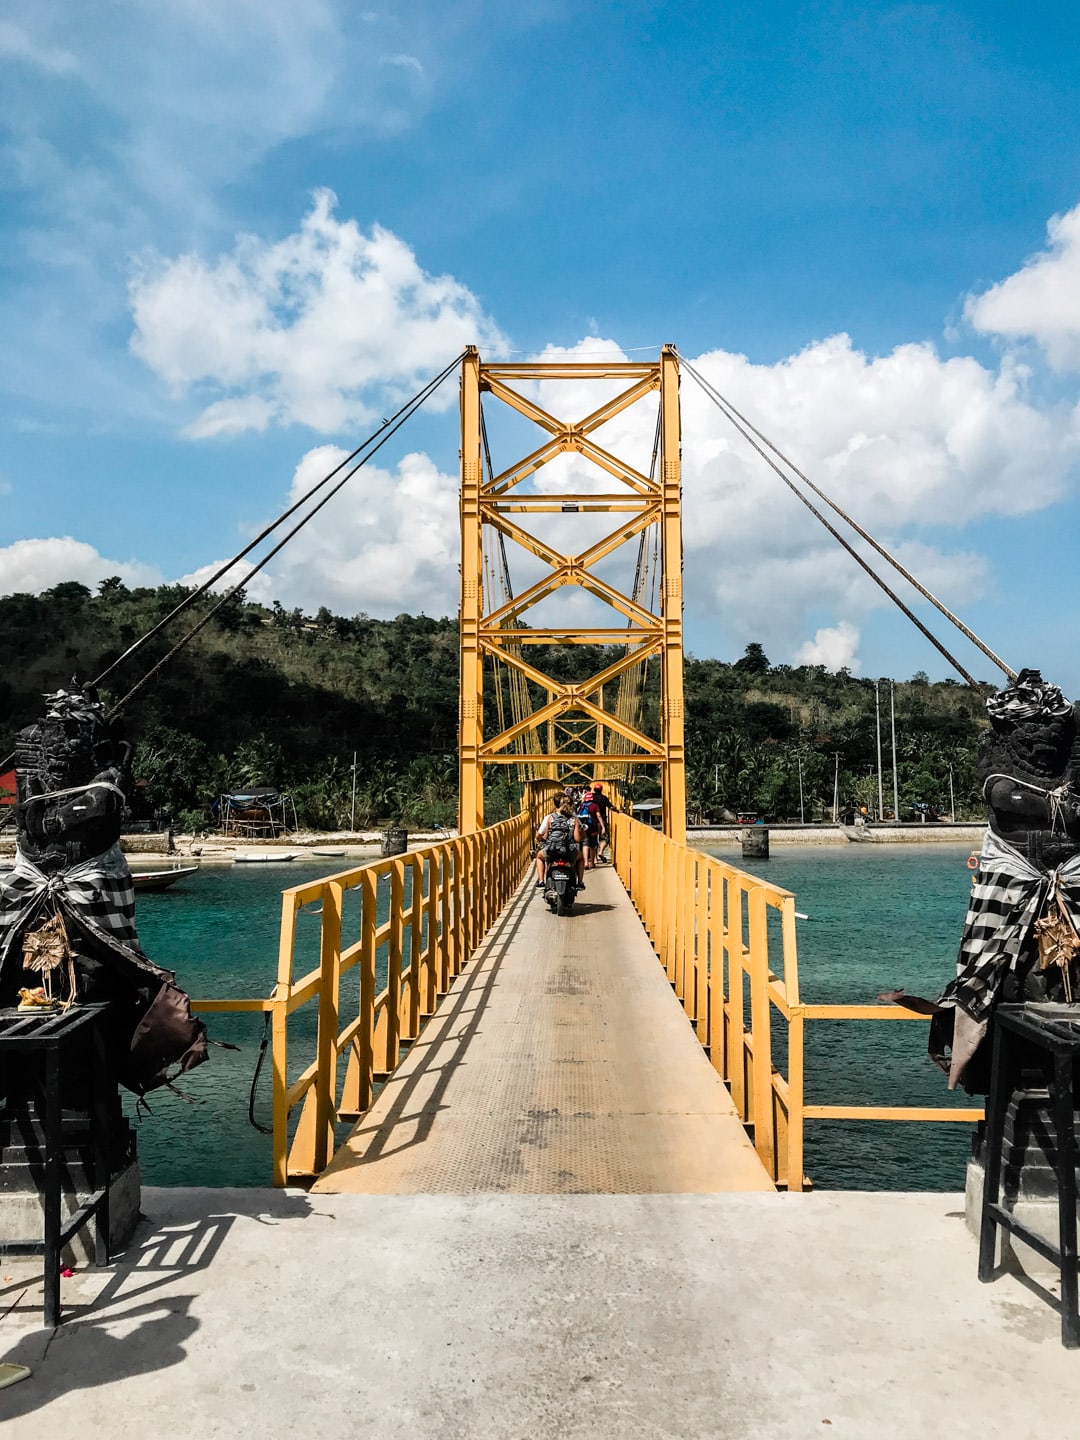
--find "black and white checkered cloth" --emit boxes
[0,841,142,978]
[942,828,1080,1023]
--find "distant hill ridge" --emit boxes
[0,580,992,830]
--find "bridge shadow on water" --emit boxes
[0,1189,313,1421]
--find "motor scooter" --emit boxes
[544,853,579,916]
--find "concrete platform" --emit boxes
[1,1187,1077,1437]
[316,866,771,1194]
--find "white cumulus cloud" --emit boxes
[242,444,461,617]
[673,334,1080,659]
[470,331,1079,664]
[177,558,275,605]
[0,538,162,594]
[130,190,508,435]
[796,622,862,673]
[966,203,1080,370]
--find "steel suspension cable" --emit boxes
[678,357,988,690]
[105,357,463,720]
[93,351,467,691]
[676,354,1013,679]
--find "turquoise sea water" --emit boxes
[127,859,361,1190]
[129,845,978,1192]
[704,842,978,1192]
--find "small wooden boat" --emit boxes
[131,865,200,892]
[310,847,346,857]
[233,851,297,864]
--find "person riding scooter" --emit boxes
[535,796,586,890]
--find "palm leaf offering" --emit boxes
[21,911,76,1009]
[1035,891,1080,1004]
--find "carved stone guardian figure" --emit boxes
[0,686,207,1094]
[931,669,1080,1091]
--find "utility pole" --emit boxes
[948,764,955,823]
[890,681,900,825]
[832,751,841,824]
[875,679,884,822]
[350,750,357,832]
[797,751,805,824]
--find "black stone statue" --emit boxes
[0,687,207,1095]
[928,670,1080,1090]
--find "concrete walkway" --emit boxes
[316,865,770,1194]
[2,1187,1078,1437]
[4,868,1077,1433]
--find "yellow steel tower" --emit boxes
[457,346,686,842]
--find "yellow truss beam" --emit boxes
[457,346,685,839]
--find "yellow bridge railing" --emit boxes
[610,812,982,1190]
[195,811,533,1185]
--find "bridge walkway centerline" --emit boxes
[314,863,773,1195]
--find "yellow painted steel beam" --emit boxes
[481,633,661,701]
[482,752,663,764]
[658,345,686,844]
[483,504,661,588]
[571,372,661,435]
[803,1106,983,1122]
[458,348,484,833]
[490,495,654,512]
[482,370,658,447]
[481,375,566,436]
[483,564,658,631]
[481,690,662,759]
[459,351,685,834]
[483,363,657,379]
[480,627,657,644]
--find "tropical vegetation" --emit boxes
[0,581,995,830]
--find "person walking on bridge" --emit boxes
[577,788,606,871]
[590,782,612,863]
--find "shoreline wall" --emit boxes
[691,823,987,848]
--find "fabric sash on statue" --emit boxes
[0,841,141,973]
[935,829,1080,1087]
[0,843,209,1093]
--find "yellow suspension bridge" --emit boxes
[5,350,1074,1438]
[193,349,978,1196]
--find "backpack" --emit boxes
[545,812,574,855]
[577,801,597,831]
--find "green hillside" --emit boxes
[0,580,993,829]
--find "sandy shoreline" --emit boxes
[0,822,987,867]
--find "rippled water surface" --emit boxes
[705,841,978,1191]
[129,845,978,1191]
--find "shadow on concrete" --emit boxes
[330,878,535,1173]
[0,1189,312,1421]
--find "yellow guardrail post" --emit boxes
[746,882,774,1179]
[355,865,378,1114]
[270,887,296,1189]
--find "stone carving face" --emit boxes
[978,668,1080,864]
[15,688,131,872]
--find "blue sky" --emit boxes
[3,1,1080,692]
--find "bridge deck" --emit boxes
[315,865,772,1194]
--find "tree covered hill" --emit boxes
[0,580,994,828]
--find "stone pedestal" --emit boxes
[0,1094,141,1263]
[965,1083,1080,1280]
